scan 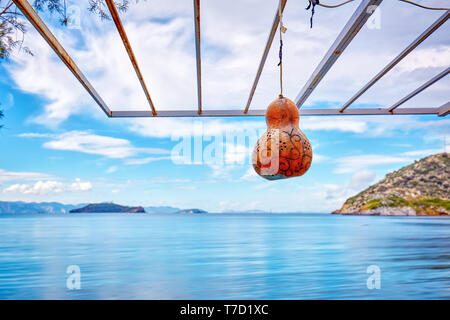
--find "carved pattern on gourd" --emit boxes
[252,97,312,180]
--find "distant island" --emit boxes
[69,203,208,214]
[70,203,145,213]
[176,209,207,214]
[0,201,83,214]
[0,201,208,215]
[333,153,449,216]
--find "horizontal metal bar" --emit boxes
[110,107,442,117]
[295,0,383,107]
[12,0,112,117]
[389,67,450,112]
[243,0,287,114]
[105,0,157,116]
[438,102,450,117]
[193,0,202,114]
[340,9,450,112]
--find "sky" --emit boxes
[0,0,449,213]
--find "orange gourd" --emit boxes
[252,96,312,180]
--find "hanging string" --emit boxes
[278,0,287,97]
[306,0,319,28]
[306,1,449,29]
[318,0,353,8]
[398,0,449,10]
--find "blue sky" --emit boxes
[0,0,448,212]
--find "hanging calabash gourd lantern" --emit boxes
[252,95,312,180]
[252,2,312,180]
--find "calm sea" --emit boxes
[0,213,449,299]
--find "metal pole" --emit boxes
[243,0,287,114]
[105,0,157,116]
[12,0,112,116]
[438,102,450,117]
[295,0,383,108]
[340,9,450,112]
[193,0,202,114]
[110,107,443,117]
[389,67,450,112]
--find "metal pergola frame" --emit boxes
[12,0,450,117]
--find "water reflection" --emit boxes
[0,213,449,299]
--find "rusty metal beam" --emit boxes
[193,0,202,114]
[340,9,450,112]
[438,101,450,117]
[243,0,287,114]
[12,0,111,116]
[389,67,450,112]
[295,0,383,108]
[110,106,443,117]
[105,0,157,116]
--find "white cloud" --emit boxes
[241,167,258,181]
[3,178,92,195]
[7,31,92,126]
[301,117,368,133]
[42,131,136,158]
[422,128,450,149]
[224,143,252,164]
[175,185,197,191]
[128,118,264,138]
[17,133,51,138]
[348,170,377,190]
[379,118,450,137]
[106,166,118,173]
[124,156,172,165]
[312,153,327,163]
[252,183,272,190]
[0,93,15,109]
[0,169,54,182]
[68,179,93,192]
[396,46,450,73]
[208,164,238,179]
[333,148,445,177]
[323,183,350,202]
[147,177,192,184]
[204,140,254,177]
[320,170,377,210]
[401,148,444,157]
[20,131,169,159]
[334,154,411,174]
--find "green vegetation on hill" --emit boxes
[334,153,449,216]
[69,203,145,213]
